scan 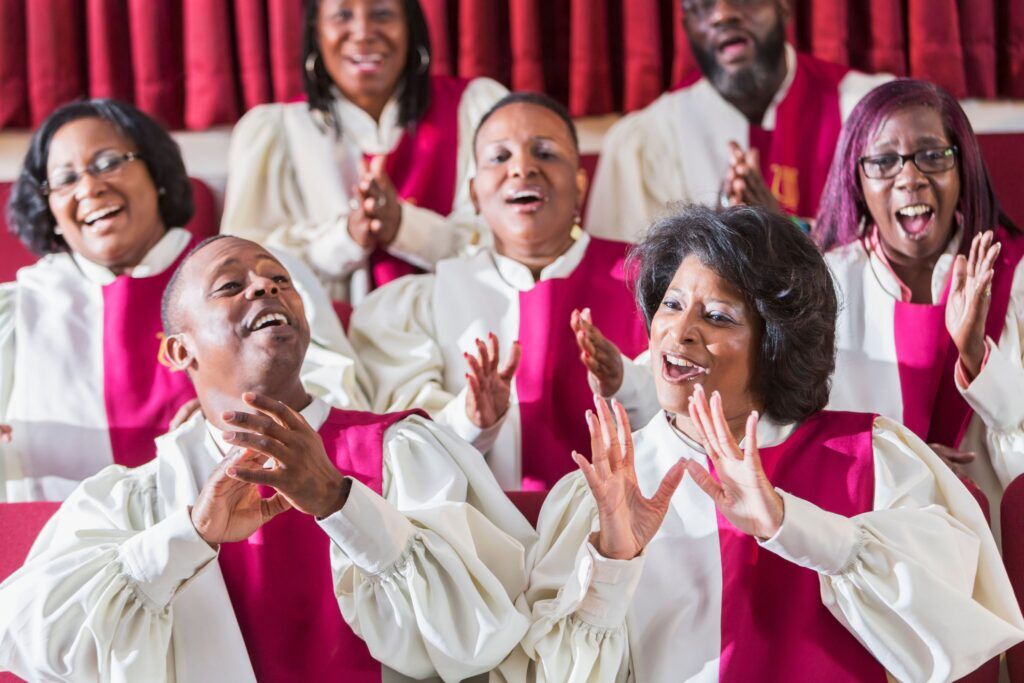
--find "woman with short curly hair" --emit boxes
[516,204,1024,683]
[1,99,366,502]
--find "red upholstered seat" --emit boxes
[0,502,59,683]
[506,489,547,528]
[1003,475,1024,681]
[0,178,219,284]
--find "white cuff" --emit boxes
[318,478,416,575]
[758,489,862,575]
[958,340,1024,432]
[118,509,219,608]
[436,385,505,454]
[387,202,449,271]
[576,542,645,629]
[304,216,372,279]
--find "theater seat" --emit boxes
[506,490,547,528]
[1003,475,1024,681]
[0,178,219,284]
[0,502,59,683]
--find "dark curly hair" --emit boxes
[302,0,432,135]
[6,98,194,256]
[629,204,837,424]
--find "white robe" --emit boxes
[585,44,892,243]
[513,411,1024,683]
[221,78,508,303]
[0,228,369,502]
[0,397,538,683]
[826,234,1024,528]
[348,233,660,490]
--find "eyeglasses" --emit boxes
[40,151,142,197]
[681,0,769,19]
[858,146,957,180]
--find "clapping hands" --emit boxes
[571,308,625,397]
[347,155,402,250]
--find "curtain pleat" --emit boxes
[0,0,28,128]
[2,0,1023,131]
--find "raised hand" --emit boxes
[222,392,350,519]
[465,333,521,429]
[571,307,625,397]
[947,230,1001,379]
[575,395,686,560]
[190,447,291,547]
[720,141,781,213]
[684,384,783,540]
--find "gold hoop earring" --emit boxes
[416,45,430,75]
[305,52,319,80]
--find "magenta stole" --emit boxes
[516,238,648,490]
[712,410,885,682]
[893,228,1024,447]
[366,76,470,288]
[217,408,425,682]
[101,238,198,468]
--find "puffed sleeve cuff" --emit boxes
[117,508,219,608]
[436,385,505,454]
[318,478,416,575]
[758,489,863,576]
[387,202,447,271]
[612,353,659,422]
[956,339,1024,431]
[576,542,645,629]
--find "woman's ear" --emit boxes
[161,333,196,373]
[469,176,480,214]
[576,167,589,206]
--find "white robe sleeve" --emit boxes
[221,104,369,284]
[347,274,499,451]
[386,77,508,269]
[0,463,219,682]
[584,100,683,244]
[0,282,15,502]
[611,351,660,431]
[316,414,537,682]
[759,416,1024,682]
[513,472,635,683]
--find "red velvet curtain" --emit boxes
[1,0,1023,131]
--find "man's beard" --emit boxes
[689,18,787,104]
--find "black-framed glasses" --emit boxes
[858,146,957,180]
[40,151,142,197]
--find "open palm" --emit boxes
[946,229,1000,378]
[574,395,685,560]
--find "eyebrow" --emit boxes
[48,146,121,170]
[869,134,948,149]
[209,253,279,274]
[665,287,744,309]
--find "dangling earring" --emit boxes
[570,208,583,240]
[416,45,430,75]
[157,186,166,196]
[54,226,63,236]
[305,51,320,80]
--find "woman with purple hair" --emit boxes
[816,79,1024,520]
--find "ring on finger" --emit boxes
[348,198,359,212]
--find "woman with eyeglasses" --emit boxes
[816,79,1024,518]
[1,99,367,502]
[221,0,507,304]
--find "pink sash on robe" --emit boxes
[749,54,847,219]
[893,228,1024,448]
[516,238,649,490]
[366,76,470,288]
[101,238,198,468]
[712,410,885,682]
[218,407,427,683]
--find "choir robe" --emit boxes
[222,76,508,303]
[586,44,891,242]
[348,233,660,491]
[0,228,369,503]
[514,411,1024,683]
[0,397,538,683]
[826,230,1024,527]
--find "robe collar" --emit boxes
[652,408,796,454]
[330,84,404,155]
[72,227,191,285]
[862,224,962,303]
[482,230,591,292]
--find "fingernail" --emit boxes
[224,432,235,440]
[223,411,235,421]
[752,410,759,419]
[242,392,255,402]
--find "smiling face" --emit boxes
[859,105,961,262]
[684,0,787,104]
[170,238,310,402]
[46,117,165,272]
[317,0,409,115]
[649,254,761,421]
[470,101,587,264]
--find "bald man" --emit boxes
[0,236,536,683]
